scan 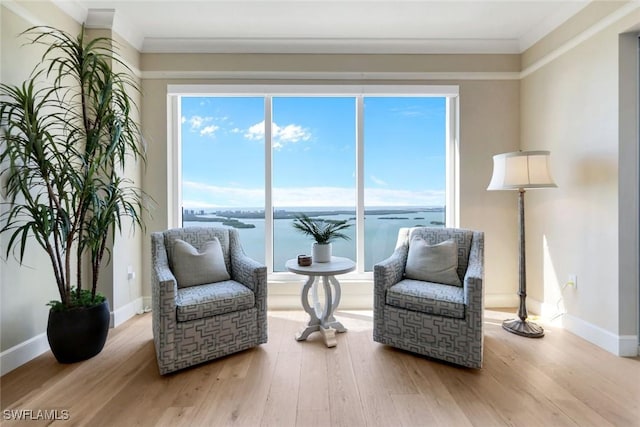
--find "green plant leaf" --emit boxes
[292,213,352,244]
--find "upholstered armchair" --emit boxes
[151,227,267,375]
[373,227,484,368]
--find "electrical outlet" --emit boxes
[567,274,577,289]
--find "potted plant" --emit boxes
[292,214,351,262]
[0,26,147,363]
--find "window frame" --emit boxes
[168,84,460,281]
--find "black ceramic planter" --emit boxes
[47,300,110,363]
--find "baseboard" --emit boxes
[269,285,522,311]
[562,313,639,357]
[2,297,149,375]
[508,300,638,356]
[268,280,373,310]
[141,296,152,313]
[111,297,146,328]
[485,293,519,309]
[0,333,49,376]
[269,286,521,311]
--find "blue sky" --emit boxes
[181,96,446,209]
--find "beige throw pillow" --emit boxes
[172,238,230,288]
[405,237,462,287]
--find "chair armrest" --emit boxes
[463,231,484,310]
[152,264,178,308]
[463,265,483,305]
[150,232,180,374]
[373,246,407,315]
[231,251,267,294]
[374,246,407,291]
[151,262,178,339]
[151,232,178,313]
[231,250,268,343]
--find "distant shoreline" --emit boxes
[182,207,444,229]
[184,207,443,219]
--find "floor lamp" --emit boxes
[487,151,557,338]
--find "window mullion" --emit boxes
[171,95,182,228]
[356,96,365,273]
[265,96,274,273]
[445,96,459,227]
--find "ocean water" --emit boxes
[183,208,445,271]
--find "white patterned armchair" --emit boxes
[151,227,267,375]
[373,227,484,368]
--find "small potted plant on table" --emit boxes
[292,214,351,262]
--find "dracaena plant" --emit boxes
[0,25,149,310]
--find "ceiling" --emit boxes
[52,0,592,54]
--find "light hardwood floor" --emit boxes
[1,309,639,426]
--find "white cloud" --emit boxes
[364,188,445,207]
[392,106,424,117]
[188,115,206,130]
[275,122,311,143]
[200,125,220,137]
[183,181,265,208]
[245,121,265,141]
[183,180,444,208]
[370,175,388,186]
[181,199,224,209]
[275,186,444,208]
[273,187,356,207]
[184,115,221,134]
[183,115,230,138]
[244,120,312,148]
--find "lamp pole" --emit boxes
[502,188,544,338]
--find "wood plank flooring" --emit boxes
[1,309,639,426]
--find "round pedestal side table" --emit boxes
[285,256,356,348]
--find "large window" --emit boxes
[363,97,447,270]
[180,96,266,263]
[272,97,357,271]
[174,85,458,276]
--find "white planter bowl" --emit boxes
[312,243,332,263]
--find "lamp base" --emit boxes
[502,318,544,338]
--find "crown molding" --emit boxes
[49,1,144,50]
[141,37,520,55]
[142,70,520,81]
[85,8,114,29]
[518,0,590,52]
[2,0,47,26]
[50,0,86,24]
[521,0,640,78]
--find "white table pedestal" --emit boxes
[285,257,356,348]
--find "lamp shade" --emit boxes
[487,150,557,191]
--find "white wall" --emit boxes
[521,3,640,355]
[87,29,148,325]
